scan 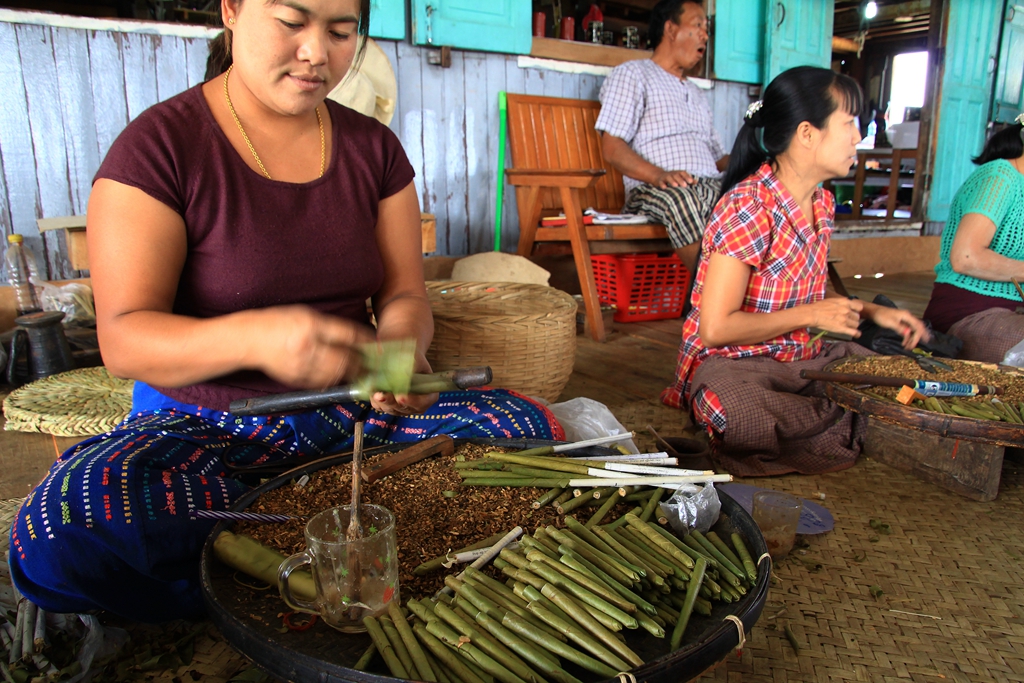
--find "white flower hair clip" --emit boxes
[745,100,763,121]
[1016,112,1024,125]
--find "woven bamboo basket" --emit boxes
[425,281,577,402]
[2,366,133,437]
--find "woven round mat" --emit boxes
[2,366,133,437]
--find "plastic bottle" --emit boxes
[6,234,42,316]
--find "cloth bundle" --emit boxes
[857,294,963,359]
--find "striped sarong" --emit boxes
[623,178,721,248]
[948,308,1024,363]
[689,341,874,477]
[9,385,561,622]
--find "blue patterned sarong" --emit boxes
[9,383,562,622]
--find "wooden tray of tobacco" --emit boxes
[200,438,770,683]
[822,356,1024,448]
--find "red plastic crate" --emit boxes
[591,253,691,322]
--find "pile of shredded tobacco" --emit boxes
[831,356,1024,403]
[234,443,630,599]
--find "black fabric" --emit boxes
[857,294,963,359]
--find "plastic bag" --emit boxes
[546,397,638,453]
[1004,338,1024,368]
[66,614,129,683]
[658,482,721,534]
[40,282,95,326]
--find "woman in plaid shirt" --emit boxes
[662,66,929,477]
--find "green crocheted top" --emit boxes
[935,159,1024,300]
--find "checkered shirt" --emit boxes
[596,59,726,195]
[661,163,836,422]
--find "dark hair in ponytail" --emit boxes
[719,66,864,199]
[204,0,373,82]
[972,123,1024,165]
[648,0,702,49]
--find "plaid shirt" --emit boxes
[661,163,836,418]
[595,59,726,195]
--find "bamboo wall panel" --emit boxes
[0,11,753,275]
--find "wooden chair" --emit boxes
[504,93,673,342]
[827,147,919,221]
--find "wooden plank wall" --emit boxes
[0,13,213,280]
[0,11,753,275]
[382,40,752,255]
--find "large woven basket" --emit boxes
[425,282,577,402]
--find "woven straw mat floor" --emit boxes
[616,401,1024,682]
[3,400,1023,682]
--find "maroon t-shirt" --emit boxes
[94,85,415,410]
[923,282,1022,333]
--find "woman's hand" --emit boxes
[806,297,864,337]
[371,351,438,416]
[253,306,375,389]
[868,306,931,349]
[369,183,437,417]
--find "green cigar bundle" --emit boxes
[361,506,761,679]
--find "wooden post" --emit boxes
[516,186,543,257]
[852,151,867,219]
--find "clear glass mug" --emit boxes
[278,504,400,633]
[751,491,803,560]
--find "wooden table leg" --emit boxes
[516,186,542,257]
[560,186,605,342]
[827,261,849,297]
[852,154,866,219]
[887,149,901,219]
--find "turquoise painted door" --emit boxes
[411,0,531,54]
[928,0,1003,222]
[992,3,1024,123]
[714,0,766,84]
[369,0,406,40]
[763,0,833,86]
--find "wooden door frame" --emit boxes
[913,0,949,222]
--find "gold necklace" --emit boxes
[222,65,325,180]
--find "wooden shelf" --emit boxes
[530,37,651,68]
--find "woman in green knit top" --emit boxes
[923,116,1024,362]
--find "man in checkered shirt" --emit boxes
[595,0,728,275]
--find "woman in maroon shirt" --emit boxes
[8,0,561,622]
[92,0,423,411]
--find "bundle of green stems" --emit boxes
[862,389,1024,423]
[366,511,759,680]
[909,396,1024,423]
[452,452,727,492]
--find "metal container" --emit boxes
[7,311,75,384]
[201,438,770,682]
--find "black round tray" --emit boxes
[200,438,770,683]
